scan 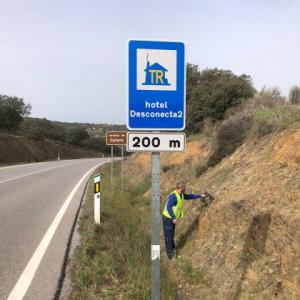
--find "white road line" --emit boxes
[0,161,49,170]
[0,158,95,171]
[7,163,103,300]
[0,161,91,185]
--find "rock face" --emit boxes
[125,127,300,299]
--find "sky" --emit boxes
[0,0,299,124]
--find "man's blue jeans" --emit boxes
[162,215,176,258]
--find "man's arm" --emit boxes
[183,193,205,200]
[166,194,177,219]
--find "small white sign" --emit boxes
[127,132,185,152]
[151,245,160,260]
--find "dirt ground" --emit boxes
[124,127,300,299]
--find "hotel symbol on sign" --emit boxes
[143,54,170,86]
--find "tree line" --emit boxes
[186,64,300,133]
[1,65,300,146]
[0,95,112,154]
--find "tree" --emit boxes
[289,85,300,104]
[186,67,255,133]
[186,63,201,103]
[21,118,66,141]
[66,127,89,146]
[0,95,31,131]
[49,124,67,142]
[83,136,111,153]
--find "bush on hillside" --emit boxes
[289,85,300,104]
[66,127,89,146]
[225,87,286,118]
[186,65,255,133]
[83,136,111,154]
[205,88,300,167]
[162,164,176,173]
[195,159,209,177]
[20,118,66,142]
[208,113,253,167]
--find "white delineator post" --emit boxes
[94,173,101,224]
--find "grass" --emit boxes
[204,103,300,168]
[212,166,234,186]
[70,161,178,300]
[178,258,212,287]
[252,104,300,137]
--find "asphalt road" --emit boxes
[0,158,108,300]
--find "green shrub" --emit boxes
[178,258,212,286]
[162,164,176,173]
[208,113,252,167]
[195,160,209,177]
[289,85,300,104]
[186,65,255,133]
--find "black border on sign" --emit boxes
[126,132,186,152]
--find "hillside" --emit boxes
[123,124,300,299]
[0,117,127,165]
[0,133,101,165]
[51,120,126,138]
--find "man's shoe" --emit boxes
[173,249,177,257]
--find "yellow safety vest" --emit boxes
[163,190,184,219]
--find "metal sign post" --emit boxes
[111,146,113,187]
[94,174,101,224]
[106,131,127,189]
[127,40,185,300]
[151,152,160,300]
[121,146,124,191]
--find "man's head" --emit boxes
[176,181,186,194]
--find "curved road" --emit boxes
[0,158,108,300]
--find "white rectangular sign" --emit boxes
[127,132,185,152]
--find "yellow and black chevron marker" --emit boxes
[94,181,100,193]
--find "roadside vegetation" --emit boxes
[68,64,300,298]
[191,85,300,174]
[71,162,178,300]
[0,94,126,164]
[3,64,299,297]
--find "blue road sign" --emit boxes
[127,40,185,130]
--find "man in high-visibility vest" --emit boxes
[162,181,208,260]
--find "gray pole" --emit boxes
[151,152,160,300]
[111,146,113,187]
[121,146,124,192]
